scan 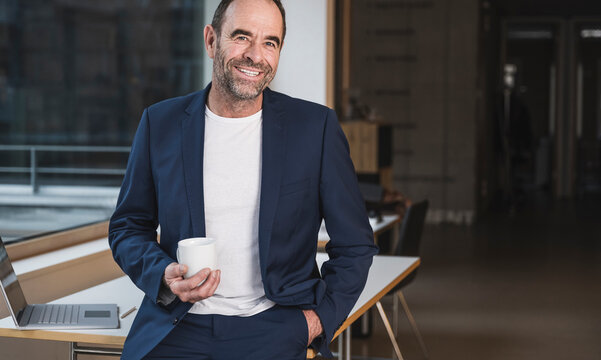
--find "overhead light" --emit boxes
[581,29,601,38]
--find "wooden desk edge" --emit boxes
[6,221,109,261]
[0,327,126,346]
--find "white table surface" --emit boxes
[339,254,418,317]
[0,254,419,344]
[318,214,400,242]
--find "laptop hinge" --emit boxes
[16,306,33,327]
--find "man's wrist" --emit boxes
[157,280,177,305]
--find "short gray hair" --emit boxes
[211,0,287,41]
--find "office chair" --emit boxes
[374,200,429,360]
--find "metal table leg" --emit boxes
[345,327,351,360]
[398,291,429,358]
[376,301,404,360]
[70,343,123,359]
[338,332,343,360]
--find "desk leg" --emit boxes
[376,301,404,360]
[393,291,399,336]
[338,333,343,360]
[70,343,123,358]
[398,291,429,358]
[345,327,351,360]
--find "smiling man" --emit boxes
[108,0,377,359]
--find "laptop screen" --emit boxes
[0,237,28,321]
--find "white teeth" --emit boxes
[238,68,259,76]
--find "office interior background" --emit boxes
[0,0,600,359]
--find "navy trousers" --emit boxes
[143,305,309,359]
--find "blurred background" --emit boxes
[0,0,600,359]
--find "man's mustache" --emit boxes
[228,58,272,74]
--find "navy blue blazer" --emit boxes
[109,84,378,359]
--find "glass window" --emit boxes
[0,0,206,243]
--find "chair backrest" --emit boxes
[394,199,429,257]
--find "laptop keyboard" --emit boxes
[33,304,80,325]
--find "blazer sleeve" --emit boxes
[313,109,379,354]
[108,108,174,305]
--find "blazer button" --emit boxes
[172,318,178,325]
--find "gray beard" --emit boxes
[213,48,274,101]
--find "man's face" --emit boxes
[210,0,283,101]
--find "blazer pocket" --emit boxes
[280,178,310,196]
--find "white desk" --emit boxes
[0,254,419,359]
[321,253,419,360]
[318,214,400,247]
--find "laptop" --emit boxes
[0,236,119,330]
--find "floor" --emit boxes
[320,194,601,360]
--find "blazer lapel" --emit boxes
[181,84,211,237]
[258,88,287,269]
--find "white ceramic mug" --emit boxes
[176,237,216,279]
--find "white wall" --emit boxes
[270,0,328,105]
[202,0,220,87]
[202,0,329,106]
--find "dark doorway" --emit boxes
[479,1,601,212]
[573,20,601,196]
[492,20,561,210]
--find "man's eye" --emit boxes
[236,36,248,41]
[266,42,276,48]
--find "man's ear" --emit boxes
[204,24,217,59]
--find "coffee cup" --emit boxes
[176,237,216,278]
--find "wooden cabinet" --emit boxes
[340,121,392,188]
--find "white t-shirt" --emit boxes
[188,106,275,316]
